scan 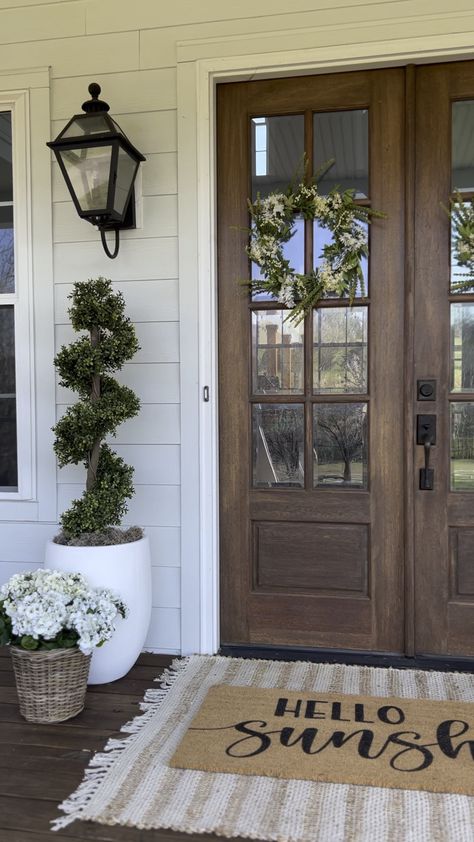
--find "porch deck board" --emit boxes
[0,648,234,842]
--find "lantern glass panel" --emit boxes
[60,144,112,212]
[113,147,138,215]
[61,114,112,138]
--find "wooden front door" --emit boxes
[217,62,474,661]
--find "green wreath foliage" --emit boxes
[53,278,140,539]
[247,176,383,322]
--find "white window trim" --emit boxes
[0,68,55,521]
[177,29,474,655]
[0,91,34,502]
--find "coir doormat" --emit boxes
[170,683,474,795]
[53,656,474,842]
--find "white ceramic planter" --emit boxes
[45,536,152,685]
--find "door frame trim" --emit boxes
[176,35,474,656]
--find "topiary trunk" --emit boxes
[52,278,140,539]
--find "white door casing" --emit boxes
[176,28,474,655]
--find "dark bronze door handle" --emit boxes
[417,414,436,490]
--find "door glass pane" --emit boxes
[313,307,368,394]
[252,310,304,394]
[313,220,368,297]
[0,112,14,294]
[251,115,304,201]
[313,110,369,198]
[450,206,474,293]
[252,404,304,487]
[250,115,305,300]
[451,402,474,491]
[251,217,304,298]
[0,305,17,491]
[451,303,474,391]
[452,100,474,193]
[313,403,368,488]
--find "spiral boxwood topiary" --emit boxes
[53,278,141,540]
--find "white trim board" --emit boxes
[176,33,474,656]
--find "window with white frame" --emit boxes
[0,91,35,502]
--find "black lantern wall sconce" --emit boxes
[47,83,146,259]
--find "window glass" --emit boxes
[0,305,17,491]
[0,112,14,294]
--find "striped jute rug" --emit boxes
[53,655,474,841]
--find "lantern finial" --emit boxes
[82,83,110,114]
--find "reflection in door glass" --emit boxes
[451,211,474,293]
[314,220,368,297]
[451,403,474,490]
[252,404,304,487]
[451,303,474,391]
[452,100,474,193]
[313,307,368,394]
[251,217,305,299]
[313,403,367,488]
[313,110,369,198]
[252,310,304,394]
[251,115,305,201]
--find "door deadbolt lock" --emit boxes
[417,379,436,401]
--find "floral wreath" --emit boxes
[247,169,382,323]
[449,195,474,291]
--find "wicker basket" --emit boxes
[10,646,91,724]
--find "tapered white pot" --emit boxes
[45,536,152,684]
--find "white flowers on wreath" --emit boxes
[0,568,127,654]
[449,194,474,291]
[247,175,383,323]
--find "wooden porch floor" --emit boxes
[0,647,231,842]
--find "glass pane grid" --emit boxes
[250,109,371,492]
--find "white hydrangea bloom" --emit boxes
[0,569,126,652]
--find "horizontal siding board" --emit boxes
[54,237,178,281]
[145,606,180,650]
[53,195,178,243]
[52,68,176,121]
[142,153,178,195]
[55,280,179,324]
[0,524,59,564]
[56,362,180,405]
[58,483,180,527]
[178,11,474,62]
[55,322,179,363]
[0,30,139,78]
[58,444,180,485]
[87,0,448,34]
[151,566,180,608]
[0,2,85,45]
[145,526,180,567]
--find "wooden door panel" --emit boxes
[414,61,474,658]
[218,69,405,653]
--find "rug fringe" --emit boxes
[51,655,190,831]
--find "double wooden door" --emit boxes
[217,62,474,661]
